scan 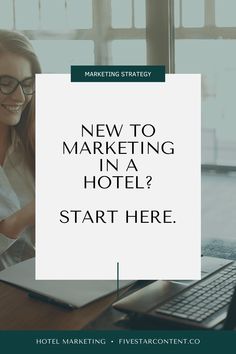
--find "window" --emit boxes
[0,0,174,69]
[175,0,236,167]
[174,0,236,250]
[0,0,159,70]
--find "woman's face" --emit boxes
[0,52,33,127]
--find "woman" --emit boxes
[0,29,41,269]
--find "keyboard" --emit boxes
[155,263,236,323]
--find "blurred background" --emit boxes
[1,0,235,256]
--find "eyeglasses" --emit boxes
[0,75,35,95]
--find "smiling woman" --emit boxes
[0,29,41,270]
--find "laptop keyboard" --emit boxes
[155,263,236,323]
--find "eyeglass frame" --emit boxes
[0,75,35,95]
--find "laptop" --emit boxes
[0,258,133,309]
[113,256,236,329]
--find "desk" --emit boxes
[0,281,116,330]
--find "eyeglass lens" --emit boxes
[0,76,35,95]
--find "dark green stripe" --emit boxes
[0,330,235,354]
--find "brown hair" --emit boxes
[0,29,41,176]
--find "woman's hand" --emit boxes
[0,200,35,239]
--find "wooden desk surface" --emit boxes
[0,281,116,330]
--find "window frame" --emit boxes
[174,0,236,170]
[12,0,173,68]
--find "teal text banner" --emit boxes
[1,330,235,354]
[71,65,165,82]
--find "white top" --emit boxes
[0,130,35,270]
